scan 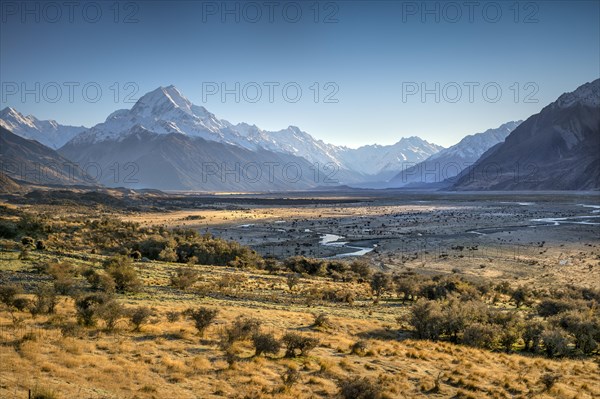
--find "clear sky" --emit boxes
[1,0,599,148]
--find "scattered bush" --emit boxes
[130,306,153,331]
[0,283,22,306]
[31,386,60,399]
[286,273,300,291]
[281,367,300,387]
[31,285,57,316]
[12,297,32,312]
[220,317,261,348]
[83,268,116,293]
[186,307,218,336]
[97,300,126,331]
[104,255,141,293]
[541,329,570,358]
[312,313,331,329]
[75,293,111,327]
[510,286,531,308]
[350,340,368,356]
[522,320,545,352]
[370,272,392,298]
[539,373,561,391]
[282,332,319,357]
[166,311,180,323]
[538,299,579,318]
[252,332,281,356]
[462,323,500,349]
[338,377,384,399]
[170,267,199,290]
[21,236,35,247]
[0,220,18,238]
[409,299,444,340]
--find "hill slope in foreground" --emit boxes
[0,249,598,399]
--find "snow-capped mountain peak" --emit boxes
[9,85,444,180]
[0,107,86,149]
[132,85,195,117]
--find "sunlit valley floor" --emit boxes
[0,191,599,398]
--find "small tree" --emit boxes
[511,286,531,308]
[282,332,319,357]
[104,255,141,293]
[286,274,300,291]
[187,307,218,336]
[170,268,199,290]
[97,300,126,331]
[370,272,392,298]
[130,306,153,331]
[75,293,111,327]
[409,299,444,340]
[541,329,570,358]
[31,285,57,316]
[252,332,281,357]
[0,283,22,307]
[394,276,419,303]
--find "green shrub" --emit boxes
[462,323,500,349]
[409,299,444,340]
[170,267,199,290]
[541,329,570,358]
[104,255,141,293]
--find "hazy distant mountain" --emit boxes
[337,137,444,181]
[387,121,521,187]
[451,79,600,190]
[64,86,442,182]
[0,107,86,149]
[0,126,94,187]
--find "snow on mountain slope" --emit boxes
[429,121,521,161]
[63,85,443,178]
[0,107,86,149]
[336,137,443,177]
[387,121,521,187]
[69,86,237,145]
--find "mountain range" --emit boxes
[451,79,600,190]
[0,126,93,188]
[386,121,522,188]
[1,79,598,192]
[0,107,86,149]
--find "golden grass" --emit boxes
[1,253,599,398]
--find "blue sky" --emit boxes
[1,0,599,147]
